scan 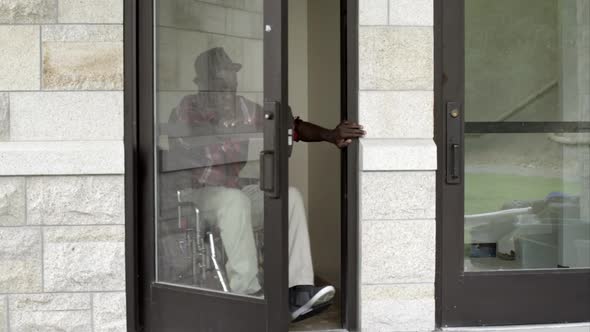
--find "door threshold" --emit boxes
[442,323,590,332]
[289,329,347,332]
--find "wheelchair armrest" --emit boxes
[176,191,201,232]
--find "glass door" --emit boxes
[136,0,290,330]
[437,0,590,326]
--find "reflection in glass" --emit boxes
[464,133,590,271]
[154,0,265,296]
[464,0,590,271]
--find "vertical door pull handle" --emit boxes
[260,101,281,198]
[451,144,460,179]
[260,150,275,193]
[446,102,463,184]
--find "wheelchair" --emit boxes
[157,189,264,293]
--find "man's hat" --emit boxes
[194,47,242,81]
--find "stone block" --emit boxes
[157,27,209,91]
[389,0,433,26]
[360,0,388,25]
[93,292,127,332]
[361,139,436,171]
[10,92,123,140]
[244,0,263,12]
[362,219,435,284]
[159,1,227,34]
[43,41,123,90]
[157,91,189,123]
[199,0,261,12]
[362,171,435,220]
[0,0,57,23]
[0,296,6,332]
[0,141,124,175]
[42,25,123,42]
[239,38,263,92]
[155,27,180,91]
[9,293,91,332]
[44,225,125,291]
[27,176,124,225]
[200,0,242,8]
[10,293,90,312]
[156,25,262,92]
[226,8,263,39]
[360,27,433,90]
[0,93,8,140]
[361,284,435,332]
[0,177,25,226]
[58,0,123,23]
[0,26,40,91]
[0,227,42,293]
[359,90,433,138]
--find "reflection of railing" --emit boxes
[548,133,590,145]
[465,121,590,133]
[467,81,558,135]
[466,79,590,143]
[493,80,558,122]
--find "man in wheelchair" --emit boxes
[159,47,365,322]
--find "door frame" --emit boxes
[434,0,590,327]
[341,0,360,330]
[123,0,138,330]
[124,0,361,330]
[124,0,289,330]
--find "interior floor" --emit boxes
[289,298,341,331]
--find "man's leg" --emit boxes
[287,187,315,287]
[241,185,314,287]
[180,186,261,294]
[285,188,335,321]
[242,184,334,322]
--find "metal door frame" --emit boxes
[341,0,360,330]
[125,0,361,331]
[124,0,289,330]
[435,0,590,326]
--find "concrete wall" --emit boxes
[359,0,436,331]
[288,0,310,220]
[307,0,342,290]
[288,0,342,291]
[0,1,126,331]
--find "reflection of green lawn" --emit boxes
[465,173,581,215]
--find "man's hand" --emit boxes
[330,121,366,148]
[295,119,366,147]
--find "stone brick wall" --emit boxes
[358,0,436,331]
[156,0,263,125]
[0,1,125,331]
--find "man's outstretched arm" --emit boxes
[295,120,366,148]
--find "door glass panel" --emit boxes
[154,0,266,296]
[464,0,590,271]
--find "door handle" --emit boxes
[260,101,281,198]
[451,143,460,179]
[446,101,463,184]
[260,150,275,193]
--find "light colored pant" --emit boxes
[179,185,314,294]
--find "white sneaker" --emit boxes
[289,285,335,322]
